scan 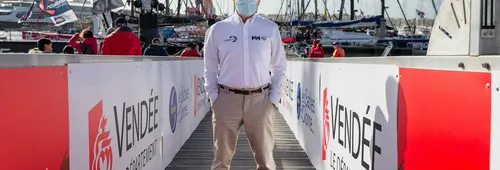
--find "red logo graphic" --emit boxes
[88,101,113,170]
[321,88,330,160]
[38,0,55,15]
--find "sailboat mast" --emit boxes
[295,0,300,19]
[385,8,395,26]
[176,0,182,15]
[396,0,411,32]
[381,0,385,17]
[431,0,438,15]
[350,0,354,20]
[322,0,334,20]
[339,0,345,20]
[301,0,305,17]
[166,0,170,15]
[314,0,318,20]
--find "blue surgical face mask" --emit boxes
[235,0,258,17]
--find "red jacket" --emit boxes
[101,27,142,56]
[308,46,324,58]
[180,49,201,57]
[67,33,98,54]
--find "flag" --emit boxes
[36,0,78,26]
[17,0,35,23]
[416,9,425,18]
[92,0,125,14]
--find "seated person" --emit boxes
[144,38,168,56]
[62,45,75,54]
[180,42,201,57]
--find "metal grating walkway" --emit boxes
[166,110,316,170]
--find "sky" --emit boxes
[169,0,444,19]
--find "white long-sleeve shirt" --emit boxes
[203,13,287,106]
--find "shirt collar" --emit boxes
[231,11,257,24]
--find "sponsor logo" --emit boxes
[281,80,286,107]
[193,76,196,117]
[38,0,55,15]
[251,36,268,41]
[194,75,206,117]
[322,88,383,170]
[284,78,295,115]
[406,41,428,49]
[54,16,66,24]
[88,101,113,170]
[224,36,237,42]
[298,81,315,133]
[46,0,69,9]
[169,87,178,133]
[321,88,330,161]
[169,86,190,133]
[90,88,160,170]
[297,82,301,120]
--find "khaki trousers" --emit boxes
[211,85,276,170]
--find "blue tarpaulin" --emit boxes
[289,20,315,26]
[312,15,383,28]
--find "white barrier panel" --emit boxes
[68,62,163,170]
[67,60,210,170]
[320,63,399,170]
[491,72,500,170]
[279,61,399,170]
[161,60,210,167]
[278,61,323,167]
[279,61,298,135]
[192,60,210,129]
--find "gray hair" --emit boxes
[106,27,116,35]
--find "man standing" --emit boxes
[101,17,142,55]
[203,0,287,170]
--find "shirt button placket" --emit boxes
[243,23,250,85]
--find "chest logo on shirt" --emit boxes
[224,36,238,42]
[251,36,268,41]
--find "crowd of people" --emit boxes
[295,28,345,58]
[28,17,202,57]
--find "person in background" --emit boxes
[99,27,116,54]
[312,29,319,39]
[303,29,311,43]
[180,42,201,57]
[144,38,168,56]
[106,27,115,35]
[331,41,345,58]
[67,29,98,54]
[28,48,43,54]
[308,40,324,58]
[62,45,75,54]
[28,38,52,53]
[204,0,287,169]
[100,17,142,55]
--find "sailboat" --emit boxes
[284,0,440,57]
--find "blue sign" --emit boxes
[169,86,178,133]
[297,82,301,120]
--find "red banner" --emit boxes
[398,68,491,170]
[0,66,69,170]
